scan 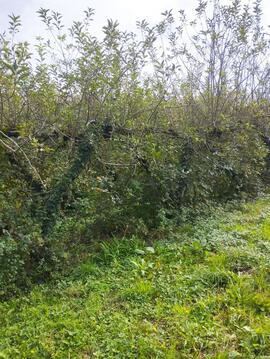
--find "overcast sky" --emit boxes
[0,0,269,42]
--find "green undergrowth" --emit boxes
[1,198,270,358]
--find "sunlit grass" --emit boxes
[1,197,270,358]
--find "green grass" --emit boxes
[1,198,270,358]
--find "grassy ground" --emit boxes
[0,198,270,358]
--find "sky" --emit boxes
[0,0,270,42]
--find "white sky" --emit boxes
[0,0,269,42]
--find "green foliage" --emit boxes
[1,0,270,297]
[1,197,270,357]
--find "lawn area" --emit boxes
[0,198,270,358]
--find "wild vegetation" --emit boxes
[1,196,270,357]
[0,1,270,352]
